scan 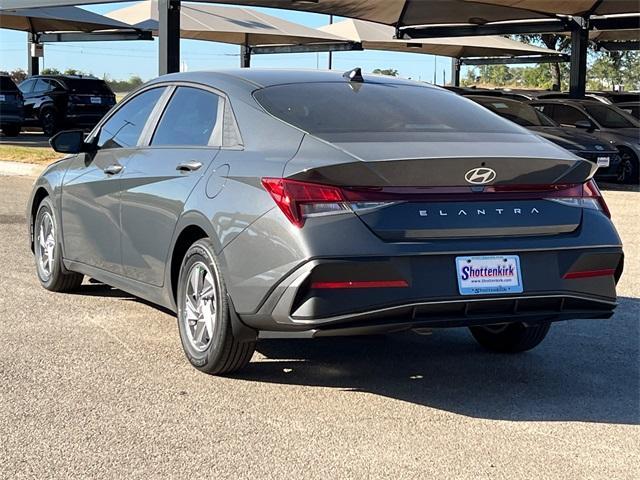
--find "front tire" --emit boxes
[34,197,83,292]
[176,239,255,375]
[469,321,551,353]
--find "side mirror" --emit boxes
[574,120,593,130]
[49,130,90,154]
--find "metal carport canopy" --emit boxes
[105,0,353,68]
[0,5,149,75]
[2,1,638,94]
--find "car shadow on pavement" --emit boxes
[236,296,639,425]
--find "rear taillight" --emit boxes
[261,178,348,227]
[545,179,610,218]
[262,178,611,227]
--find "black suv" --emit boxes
[18,75,116,136]
[0,75,25,136]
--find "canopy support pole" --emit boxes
[451,58,461,86]
[27,33,40,76]
[158,0,180,75]
[569,18,588,99]
[241,35,251,68]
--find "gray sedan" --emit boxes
[28,69,624,375]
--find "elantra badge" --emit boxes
[465,167,496,185]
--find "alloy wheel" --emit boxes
[36,211,56,280]
[182,261,217,352]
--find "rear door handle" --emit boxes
[176,161,203,172]
[103,164,123,175]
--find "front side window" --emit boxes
[97,88,164,149]
[254,82,523,143]
[584,104,639,129]
[151,87,221,146]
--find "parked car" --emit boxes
[0,75,24,136]
[468,95,623,181]
[617,101,639,120]
[18,75,116,136]
[587,91,640,105]
[531,99,640,184]
[28,69,623,375]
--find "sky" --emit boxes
[0,2,458,84]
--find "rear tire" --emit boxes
[469,321,551,353]
[176,239,256,375]
[39,107,59,137]
[2,125,20,136]
[34,197,84,292]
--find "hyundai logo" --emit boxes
[465,167,496,185]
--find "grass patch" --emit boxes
[0,144,61,165]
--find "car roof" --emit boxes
[529,98,601,106]
[31,74,102,81]
[152,68,438,89]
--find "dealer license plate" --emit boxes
[597,156,610,167]
[90,96,101,104]
[456,255,523,295]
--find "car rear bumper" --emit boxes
[238,246,623,333]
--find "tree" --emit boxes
[372,68,399,76]
[516,34,571,90]
[9,69,27,83]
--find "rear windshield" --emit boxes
[473,97,557,127]
[584,104,639,128]
[62,78,113,95]
[254,82,524,142]
[0,76,18,91]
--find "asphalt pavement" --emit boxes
[0,175,638,479]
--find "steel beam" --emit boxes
[38,30,153,43]
[400,20,576,39]
[596,40,640,51]
[569,25,589,98]
[158,0,180,75]
[590,15,640,31]
[250,42,362,55]
[460,54,570,66]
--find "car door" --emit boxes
[119,85,223,286]
[18,78,37,121]
[61,86,167,275]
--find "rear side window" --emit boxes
[254,82,523,142]
[97,88,164,149]
[0,77,18,91]
[64,78,113,95]
[34,79,52,93]
[18,79,36,94]
[549,105,588,126]
[151,87,221,146]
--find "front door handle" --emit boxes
[103,164,123,175]
[176,161,203,172]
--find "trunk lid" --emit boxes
[284,134,596,240]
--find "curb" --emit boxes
[0,160,46,177]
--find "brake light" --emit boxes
[262,178,611,227]
[563,268,616,280]
[261,178,347,227]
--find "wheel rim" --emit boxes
[41,111,55,134]
[36,211,56,280]
[182,261,217,352]
[617,153,632,183]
